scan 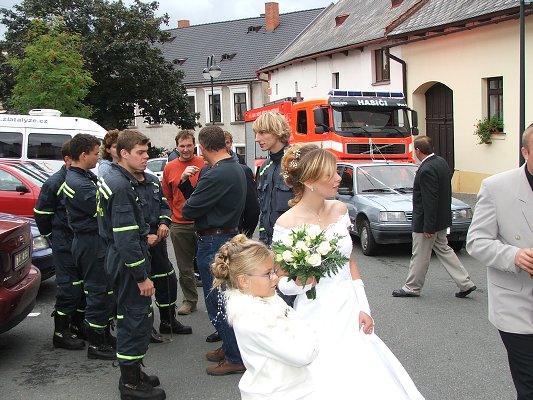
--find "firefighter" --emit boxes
[64,134,115,360]
[97,129,165,400]
[34,140,85,350]
[133,162,192,340]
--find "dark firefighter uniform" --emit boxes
[136,173,176,313]
[97,163,153,365]
[64,166,114,350]
[34,165,85,348]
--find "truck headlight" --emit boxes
[33,236,50,251]
[452,208,473,220]
[379,211,407,222]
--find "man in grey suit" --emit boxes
[392,136,477,298]
[467,123,533,400]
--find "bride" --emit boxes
[273,143,424,399]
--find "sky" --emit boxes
[0,0,335,37]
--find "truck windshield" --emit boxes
[332,106,411,138]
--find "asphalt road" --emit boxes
[0,238,515,400]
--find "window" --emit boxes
[0,169,22,191]
[296,110,308,134]
[27,133,71,160]
[0,132,23,158]
[187,95,196,112]
[374,49,390,83]
[208,93,221,123]
[233,93,247,122]
[487,77,503,120]
[235,145,246,162]
[332,72,340,89]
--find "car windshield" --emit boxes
[8,163,49,187]
[356,164,417,193]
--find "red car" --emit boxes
[0,161,49,218]
[0,217,41,333]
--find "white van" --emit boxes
[0,109,106,173]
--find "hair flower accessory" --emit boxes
[289,160,298,168]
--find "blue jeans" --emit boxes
[196,233,242,365]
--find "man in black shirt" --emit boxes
[182,125,246,376]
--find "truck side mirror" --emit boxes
[411,127,419,136]
[313,107,329,134]
[410,110,418,128]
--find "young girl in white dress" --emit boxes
[211,235,319,400]
[274,143,425,399]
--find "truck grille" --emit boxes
[405,212,412,221]
[346,143,406,155]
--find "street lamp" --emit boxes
[202,55,222,124]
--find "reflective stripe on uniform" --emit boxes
[155,300,176,308]
[56,182,65,196]
[72,280,83,286]
[116,353,145,361]
[86,321,107,329]
[258,161,273,177]
[63,183,75,199]
[112,225,139,232]
[160,216,172,221]
[151,270,175,279]
[33,208,54,215]
[125,258,145,267]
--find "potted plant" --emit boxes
[474,115,504,144]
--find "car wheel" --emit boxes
[359,219,377,256]
[449,240,464,252]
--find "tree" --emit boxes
[8,18,93,116]
[0,0,198,129]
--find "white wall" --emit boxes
[267,46,405,102]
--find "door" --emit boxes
[425,83,454,171]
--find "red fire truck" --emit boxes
[244,90,419,165]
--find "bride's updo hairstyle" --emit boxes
[211,234,273,290]
[282,143,337,206]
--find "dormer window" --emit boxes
[335,14,349,27]
[247,25,262,33]
[221,53,237,61]
[173,58,188,66]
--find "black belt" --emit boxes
[197,227,238,237]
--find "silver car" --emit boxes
[335,161,472,256]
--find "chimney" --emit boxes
[177,20,190,28]
[265,2,279,32]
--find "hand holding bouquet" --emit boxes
[272,224,349,300]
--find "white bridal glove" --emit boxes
[352,279,371,316]
[278,276,313,296]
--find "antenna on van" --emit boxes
[28,109,62,117]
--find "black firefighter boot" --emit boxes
[52,311,85,350]
[70,310,86,340]
[119,361,161,388]
[158,307,192,335]
[119,363,166,400]
[86,325,116,360]
[104,321,117,349]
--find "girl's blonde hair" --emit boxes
[281,143,337,206]
[211,234,273,290]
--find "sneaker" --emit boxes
[206,347,225,362]
[177,303,196,315]
[206,359,245,376]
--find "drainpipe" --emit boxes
[519,0,526,166]
[384,48,407,104]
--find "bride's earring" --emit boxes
[310,186,314,192]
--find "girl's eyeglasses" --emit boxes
[247,267,279,280]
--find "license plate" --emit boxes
[14,247,30,270]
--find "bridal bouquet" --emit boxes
[272,224,349,300]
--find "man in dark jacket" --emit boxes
[65,134,115,360]
[392,136,476,298]
[34,141,85,350]
[97,129,165,400]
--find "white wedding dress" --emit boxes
[274,213,424,399]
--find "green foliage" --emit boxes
[474,115,504,145]
[8,18,93,116]
[0,0,199,129]
[148,145,169,159]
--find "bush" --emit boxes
[148,145,168,158]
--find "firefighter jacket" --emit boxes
[256,146,294,246]
[97,163,150,283]
[136,172,171,234]
[64,166,99,234]
[34,164,71,238]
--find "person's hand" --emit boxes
[359,311,374,335]
[181,166,200,182]
[295,276,317,287]
[157,224,170,240]
[137,278,155,297]
[147,234,159,247]
[423,232,433,238]
[515,248,533,276]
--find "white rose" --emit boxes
[282,234,293,247]
[316,241,332,255]
[282,250,294,263]
[295,241,309,252]
[307,225,322,239]
[305,253,322,267]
